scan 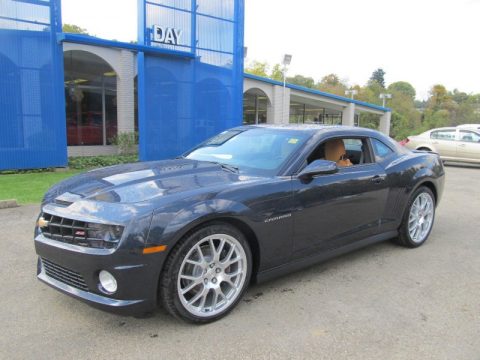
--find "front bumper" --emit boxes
[35,234,167,316]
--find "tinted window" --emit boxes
[430,130,456,140]
[459,130,480,143]
[371,138,394,162]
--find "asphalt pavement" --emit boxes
[0,165,479,360]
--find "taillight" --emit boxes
[399,138,410,146]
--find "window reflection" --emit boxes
[64,50,117,146]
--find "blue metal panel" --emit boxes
[138,0,244,161]
[0,0,67,170]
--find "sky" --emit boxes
[62,0,480,100]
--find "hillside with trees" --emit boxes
[245,61,480,140]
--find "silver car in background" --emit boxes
[403,125,480,164]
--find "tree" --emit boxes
[320,74,341,86]
[448,89,479,125]
[427,84,456,112]
[369,68,386,88]
[450,89,469,104]
[316,74,348,96]
[388,81,416,100]
[414,99,427,110]
[388,92,421,139]
[287,74,315,89]
[270,64,283,81]
[244,61,269,77]
[62,23,89,35]
[421,84,460,130]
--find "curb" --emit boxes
[0,199,19,209]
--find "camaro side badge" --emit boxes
[264,213,292,223]
[37,217,49,228]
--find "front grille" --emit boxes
[41,258,88,291]
[39,212,123,249]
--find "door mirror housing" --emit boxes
[298,160,338,181]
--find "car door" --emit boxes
[291,137,389,259]
[429,129,457,157]
[456,130,480,161]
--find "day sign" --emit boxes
[152,25,182,45]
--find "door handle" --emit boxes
[371,175,385,184]
[432,141,439,145]
[458,143,466,147]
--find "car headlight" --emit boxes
[98,270,117,294]
[88,224,124,245]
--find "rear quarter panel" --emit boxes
[380,150,444,232]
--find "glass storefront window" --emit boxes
[64,50,117,146]
[243,89,268,125]
[289,101,342,125]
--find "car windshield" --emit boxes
[184,127,311,176]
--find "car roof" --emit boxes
[457,123,480,126]
[237,124,383,137]
[457,124,480,129]
[425,127,456,133]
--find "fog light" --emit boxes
[99,270,117,294]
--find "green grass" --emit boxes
[0,170,82,204]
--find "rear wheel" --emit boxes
[160,223,252,323]
[395,186,436,248]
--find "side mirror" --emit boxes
[298,160,338,181]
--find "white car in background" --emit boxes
[403,125,480,164]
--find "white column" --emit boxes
[342,103,355,127]
[266,104,275,124]
[116,50,135,133]
[379,111,391,135]
[272,85,290,124]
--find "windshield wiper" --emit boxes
[218,163,239,173]
[200,160,239,173]
[188,159,240,173]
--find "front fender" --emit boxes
[146,199,254,249]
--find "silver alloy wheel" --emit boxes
[177,233,248,317]
[408,192,434,244]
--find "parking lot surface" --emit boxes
[0,165,479,360]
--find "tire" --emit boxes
[159,222,252,324]
[395,186,436,248]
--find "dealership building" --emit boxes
[0,0,390,170]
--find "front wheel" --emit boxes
[159,223,252,323]
[395,186,436,248]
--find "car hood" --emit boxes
[43,159,263,207]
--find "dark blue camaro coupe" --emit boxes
[35,125,445,323]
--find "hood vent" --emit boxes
[54,192,82,207]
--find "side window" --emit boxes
[430,130,456,140]
[371,138,394,162]
[307,137,372,167]
[459,130,480,143]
